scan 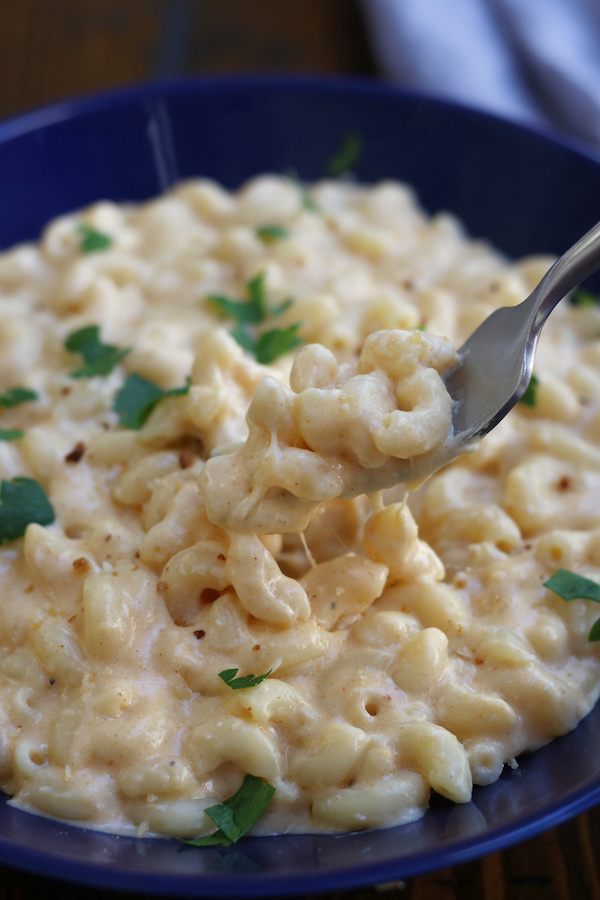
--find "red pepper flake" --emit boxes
[179,451,195,469]
[253,644,260,651]
[65,442,85,464]
[193,630,205,640]
[217,553,226,561]
[72,557,90,575]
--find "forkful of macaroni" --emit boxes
[201,219,600,534]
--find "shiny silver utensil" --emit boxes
[446,220,600,443]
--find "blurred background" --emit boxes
[1,1,375,119]
[3,0,600,154]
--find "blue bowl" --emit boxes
[1,76,600,896]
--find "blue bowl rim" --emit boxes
[1,71,599,168]
[0,73,600,895]
[3,759,600,896]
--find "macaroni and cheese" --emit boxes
[0,174,599,840]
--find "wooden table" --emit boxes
[0,2,597,898]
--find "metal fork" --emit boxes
[210,221,600,503]
[445,220,600,443]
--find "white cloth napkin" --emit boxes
[362,0,600,155]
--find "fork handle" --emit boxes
[447,218,600,444]
[528,219,600,328]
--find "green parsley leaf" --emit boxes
[571,289,598,306]
[208,272,294,340]
[182,775,275,848]
[271,297,294,317]
[415,324,427,331]
[231,325,258,354]
[211,272,301,361]
[77,223,113,254]
[544,569,600,641]
[255,324,303,364]
[232,323,303,364]
[184,831,232,848]
[544,569,600,602]
[0,387,38,408]
[65,325,131,378]
[208,294,261,325]
[114,373,191,429]
[218,668,273,690]
[255,225,290,244]
[518,374,539,408]
[300,190,319,212]
[114,374,163,428]
[207,272,268,326]
[287,172,319,213]
[326,132,363,177]
[0,429,24,442]
[246,272,269,320]
[0,477,54,544]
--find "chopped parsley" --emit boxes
[231,325,258,355]
[571,289,598,306]
[0,387,38,408]
[255,225,290,244]
[218,668,273,690]
[114,373,191,429]
[518,374,539,408]
[209,272,301,364]
[255,324,303,364]
[232,323,303,364]
[0,429,24,442]
[208,273,292,326]
[544,569,600,641]
[0,477,54,544]
[182,775,275,848]
[77,223,113,254]
[326,132,362,177]
[65,326,131,378]
[287,172,319,213]
[208,273,268,325]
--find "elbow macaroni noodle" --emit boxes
[200,329,459,533]
[0,174,599,839]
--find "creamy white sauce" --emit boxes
[0,175,598,840]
